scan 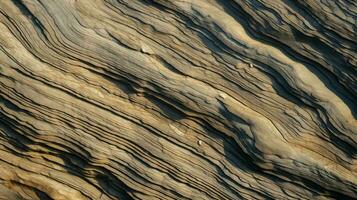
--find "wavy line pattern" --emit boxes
[0,0,356,199]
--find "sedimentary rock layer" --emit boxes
[0,0,356,199]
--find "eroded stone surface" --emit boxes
[0,0,356,199]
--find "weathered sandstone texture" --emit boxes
[0,0,356,199]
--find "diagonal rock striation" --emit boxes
[0,0,356,199]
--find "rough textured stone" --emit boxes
[0,0,356,199]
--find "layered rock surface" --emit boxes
[0,0,356,199]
